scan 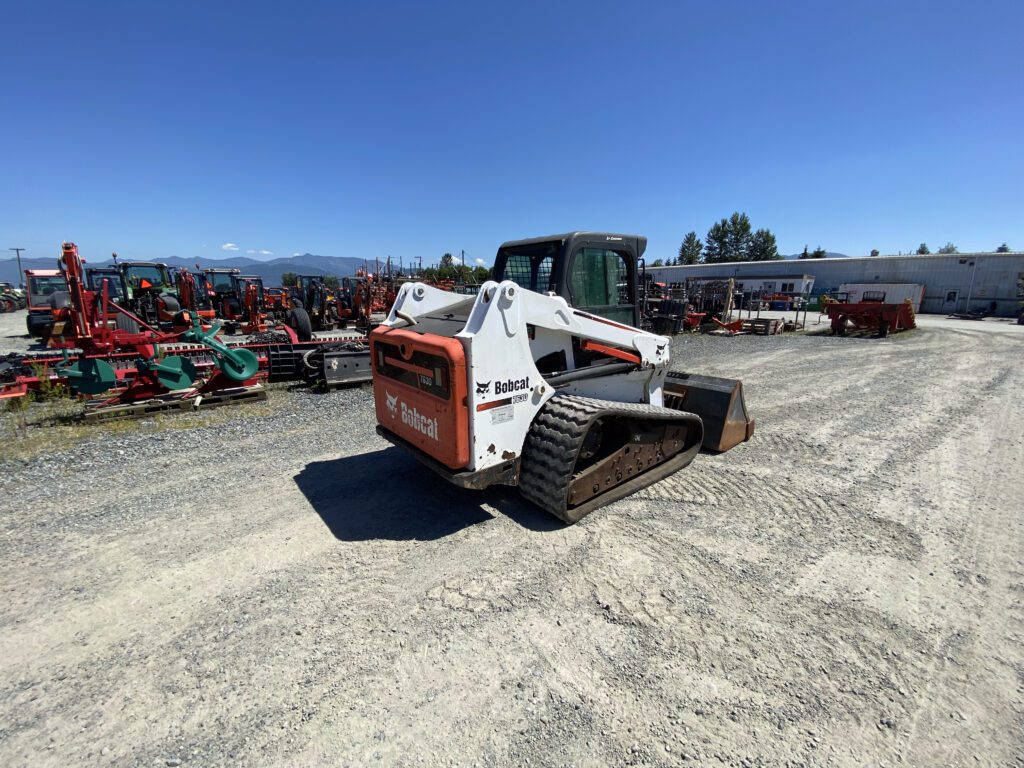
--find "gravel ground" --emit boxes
[0,308,1022,767]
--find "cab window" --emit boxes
[495,243,556,293]
[29,275,68,296]
[568,248,633,323]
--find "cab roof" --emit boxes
[497,231,647,259]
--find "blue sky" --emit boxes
[2,0,1021,266]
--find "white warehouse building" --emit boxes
[648,251,1024,317]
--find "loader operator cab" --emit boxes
[205,269,240,295]
[85,268,127,302]
[492,232,643,327]
[121,262,173,297]
[232,275,265,307]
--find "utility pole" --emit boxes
[461,249,465,267]
[9,248,25,288]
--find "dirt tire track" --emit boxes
[0,312,1021,766]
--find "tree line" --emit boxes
[420,252,491,283]
[913,242,1011,255]
[651,212,784,267]
[648,212,1015,267]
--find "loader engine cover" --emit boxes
[370,327,470,469]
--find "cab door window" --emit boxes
[568,248,633,324]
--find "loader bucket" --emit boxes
[663,372,755,452]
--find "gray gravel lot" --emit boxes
[1,308,1022,767]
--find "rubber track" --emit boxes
[519,393,703,524]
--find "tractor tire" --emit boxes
[287,307,313,342]
[0,296,14,313]
[49,291,72,310]
[115,312,141,334]
[224,297,241,319]
[159,294,181,313]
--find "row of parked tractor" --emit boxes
[1,243,407,414]
[21,258,398,342]
[0,282,27,313]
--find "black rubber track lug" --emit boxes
[518,394,703,524]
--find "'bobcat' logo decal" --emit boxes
[385,391,398,414]
[476,381,491,395]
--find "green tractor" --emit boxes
[80,260,181,331]
[0,281,26,313]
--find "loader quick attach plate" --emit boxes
[369,327,470,470]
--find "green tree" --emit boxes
[870,249,880,257]
[281,272,299,287]
[440,252,455,268]
[916,243,930,255]
[996,242,1010,253]
[650,259,665,267]
[748,229,780,261]
[472,265,491,282]
[810,246,827,259]
[703,219,729,263]
[726,212,752,261]
[937,242,958,254]
[678,231,703,265]
[798,245,810,260]
[323,275,339,290]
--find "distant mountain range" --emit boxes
[0,252,372,286]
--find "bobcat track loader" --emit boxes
[371,232,754,523]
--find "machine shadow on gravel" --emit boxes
[294,448,562,541]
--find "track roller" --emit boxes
[518,394,703,524]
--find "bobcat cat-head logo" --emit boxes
[476,381,491,395]
[385,391,399,414]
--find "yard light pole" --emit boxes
[9,248,25,289]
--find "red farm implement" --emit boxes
[825,294,917,337]
[1,243,373,411]
[711,317,746,335]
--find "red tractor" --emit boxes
[173,268,217,321]
[24,269,69,337]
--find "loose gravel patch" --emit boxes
[0,309,1022,766]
